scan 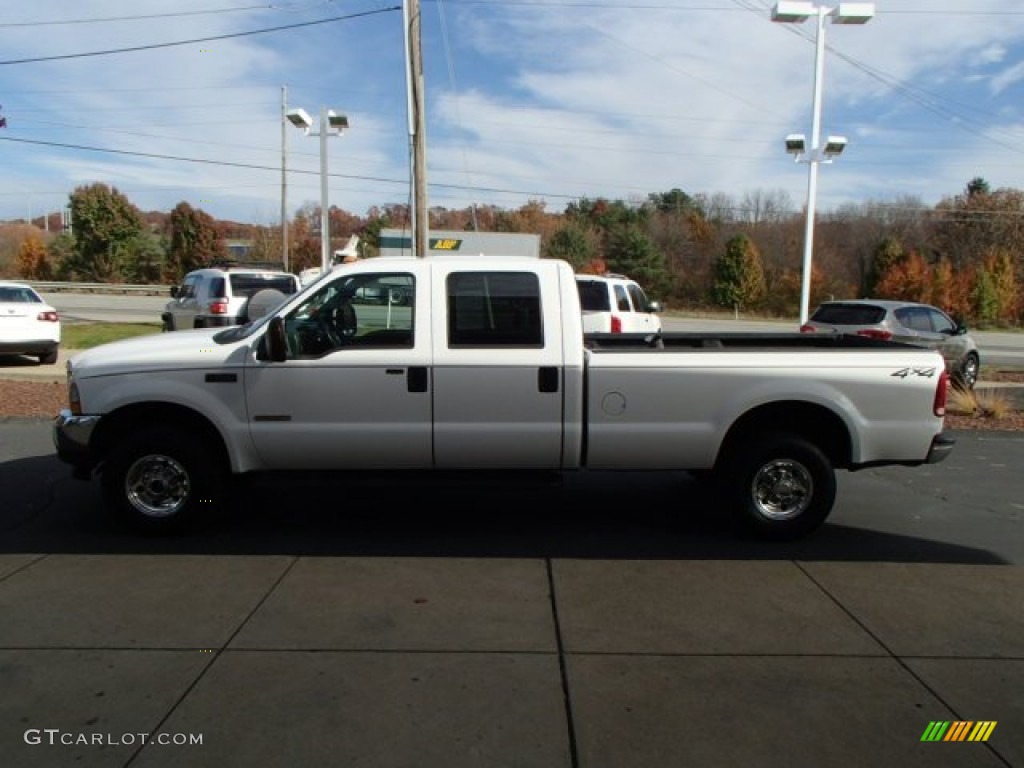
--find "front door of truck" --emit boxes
[430,269,565,469]
[245,271,432,470]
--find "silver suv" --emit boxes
[802,299,981,389]
[576,273,662,335]
[162,266,300,331]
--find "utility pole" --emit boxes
[404,0,428,257]
[281,85,289,272]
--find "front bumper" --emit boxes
[926,432,957,464]
[53,409,103,479]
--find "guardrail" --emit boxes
[30,281,170,296]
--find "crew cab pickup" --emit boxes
[54,255,954,539]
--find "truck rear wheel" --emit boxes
[721,433,835,540]
[101,427,224,535]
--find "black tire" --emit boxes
[38,349,58,365]
[954,353,979,391]
[101,426,225,535]
[719,433,836,540]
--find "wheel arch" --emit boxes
[716,401,853,470]
[92,402,230,475]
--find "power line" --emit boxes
[0,6,401,66]
[0,3,274,27]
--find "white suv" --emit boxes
[575,273,662,334]
[162,266,300,331]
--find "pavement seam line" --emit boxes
[792,560,1015,768]
[0,553,49,584]
[121,554,300,767]
[546,558,580,768]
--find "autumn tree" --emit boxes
[16,235,51,279]
[711,234,766,311]
[165,202,226,281]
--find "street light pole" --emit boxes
[771,1,874,326]
[319,107,330,274]
[286,106,349,275]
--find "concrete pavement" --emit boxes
[0,553,1021,767]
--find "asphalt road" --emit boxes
[43,291,1024,368]
[3,418,1022,564]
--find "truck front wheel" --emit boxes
[101,427,224,535]
[721,433,836,540]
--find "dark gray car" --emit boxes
[802,299,980,389]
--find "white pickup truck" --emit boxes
[54,255,955,539]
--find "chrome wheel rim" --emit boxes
[962,357,979,388]
[751,459,813,520]
[125,454,190,518]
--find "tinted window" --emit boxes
[626,283,650,312]
[928,308,955,334]
[577,280,611,311]
[614,285,631,312]
[209,277,227,299]
[0,286,41,303]
[447,272,543,347]
[230,274,299,297]
[810,303,886,325]
[894,307,931,332]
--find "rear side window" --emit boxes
[229,274,299,297]
[447,272,543,347]
[0,286,41,303]
[576,280,610,311]
[811,303,885,325]
[614,284,631,312]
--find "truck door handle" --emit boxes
[538,366,559,393]
[407,366,428,393]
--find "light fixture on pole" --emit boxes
[771,1,874,326]
[286,106,350,274]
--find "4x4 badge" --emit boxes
[891,367,937,379]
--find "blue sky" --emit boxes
[1,1,1023,225]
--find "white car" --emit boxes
[0,281,61,364]
[575,273,662,335]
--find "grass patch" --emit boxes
[62,323,163,349]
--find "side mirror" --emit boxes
[170,286,179,298]
[260,316,288,362]
[647,300,663,313]
[956,323,969,336]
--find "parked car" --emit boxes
[0,281,61,365]
[576,273,662,335]
[802,299,980,389]
[162,267,301,331]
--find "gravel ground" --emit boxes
[2,378,1021,431]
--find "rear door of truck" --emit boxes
[430,262,567,469]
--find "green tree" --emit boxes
[545,223,596,271]
[67,183,144,281]
[605,225,671,296]
[711,234,766,311]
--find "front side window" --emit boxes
[626,283,650,312]
[928,308,955,334]
[447,272,543,347]
[282,272,415,358]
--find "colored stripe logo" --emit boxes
[921,721,997,742]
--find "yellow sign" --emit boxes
[430,238,462,251]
